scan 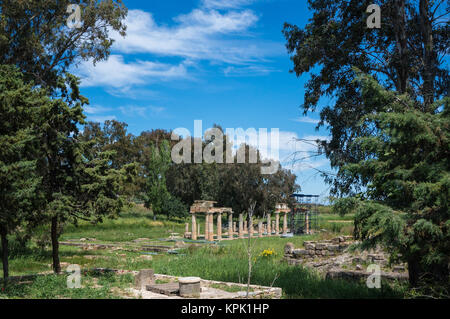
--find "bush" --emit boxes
[162,195,188,219]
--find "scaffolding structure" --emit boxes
[289,194,319,235]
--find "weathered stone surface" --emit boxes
[179,277,201,298]
[293,249,309,256]
[175,241,187,248]
[135,269,155,290]
[304,243,315,250]
[325,269,408,282]
[392,265,405,273]
[315,243,327,250]
[284,242,295,255]
[328,245,339,251]
[147,282,179,296]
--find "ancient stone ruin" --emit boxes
[284,238,409,283]
[132,269,282,299]
[184,200,291,241]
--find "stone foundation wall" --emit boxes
[284,236,353,260]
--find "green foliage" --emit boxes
[0,0,127,91]
[285,0,449,291]
[161,196,188,219]
[333,72,449,289]
[283,0,449,196]
[143,140,172,215]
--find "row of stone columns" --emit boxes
[187,211,289,241]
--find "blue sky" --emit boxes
[74,0,335,201]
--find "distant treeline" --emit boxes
[80,120,300,218]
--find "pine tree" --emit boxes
[334,71,449,291]
[34,74,128,273]
[0,65,43,284]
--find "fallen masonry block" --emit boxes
[293,249,309,257]
[135,269,155,290]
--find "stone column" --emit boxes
[238,214,244,238]
[248,217,253,238]
[305,213,309,235]
[217,212,222,240]
[228,213,233,238]
[283,212,288,235]
[267,214,271,235]
[208,213,214,241]
[233,222,237,233]
[205,213,209,240]
[191,214,197,240]
[197,223,201,237]
[244,220,247,234]
[258,220,263,238]
[275,212,280,235]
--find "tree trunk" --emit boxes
[407,256,422,287]
[419,0,436,111]
[0,225,9,287]
[51,216,61,274]
[393,0,409,94]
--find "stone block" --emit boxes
[135,269,155,290]
[328,244,339,251]
[304,243,315,250]
[284,242,295,255]
[179,277,201,298]
[315,243,326,250]
[293,249,309,257]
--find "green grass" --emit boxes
[0,272,135,299]
[1,207,408,299]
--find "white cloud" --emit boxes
[77,55,188,89]
[292,117,320,125]
[225,128,330,173]
[223,65,278,77]
[118,105,166,118]
[84,104,113,115]
[292,117,329,126]
[109,9,279,65]
[75,3,282,92]
[201,0,256,9]
[86,115,117,123]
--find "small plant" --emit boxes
[260,248,276,258]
